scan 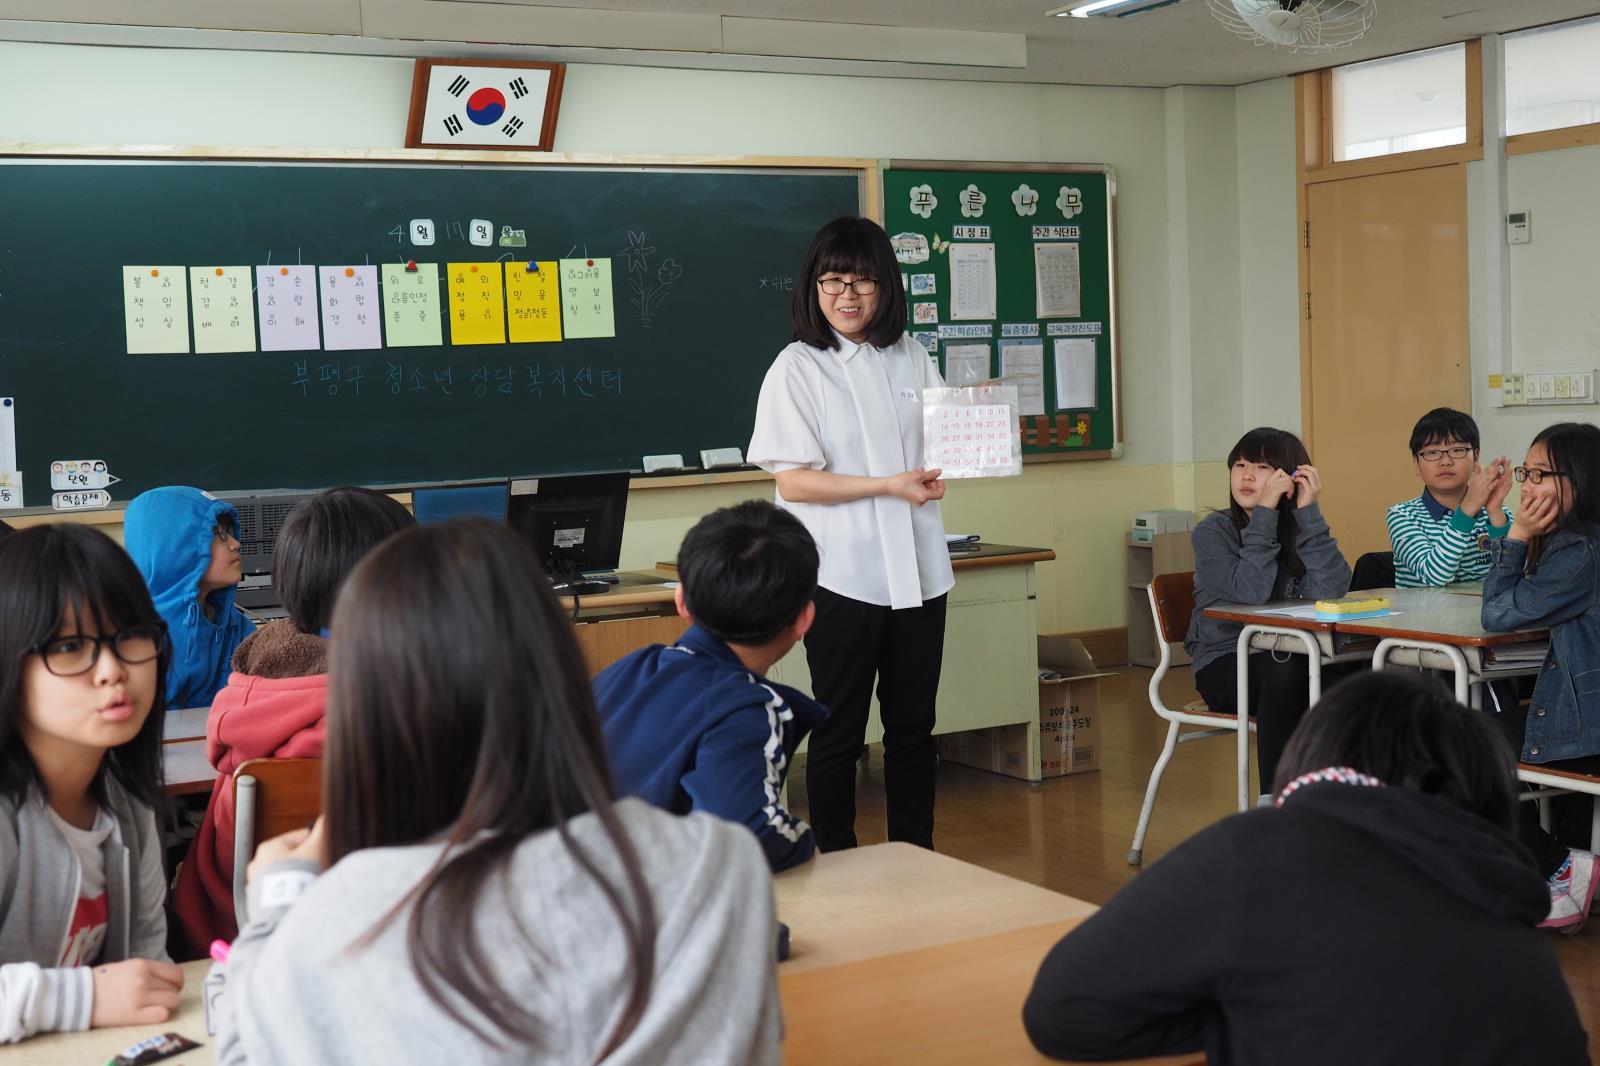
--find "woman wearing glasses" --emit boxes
[748,216,952,852]
[1483,422,1600,933]
[0,524,185,1042]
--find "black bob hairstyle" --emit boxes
[1273,670,1519,832]
[791,217,908,351]
[274,486,416,635]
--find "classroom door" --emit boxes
[1305,164,1470,560]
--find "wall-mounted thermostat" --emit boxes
[1507,210,1532,245]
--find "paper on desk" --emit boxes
[1250,604,1404,620]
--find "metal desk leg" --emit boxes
[1235,625,1325,807]
[1372,638,1470,704]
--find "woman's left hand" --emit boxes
[1292,465,1322,508]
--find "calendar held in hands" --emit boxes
[922,383,1022,479]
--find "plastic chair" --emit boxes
[1128,572,1254,865]
[231,757,322,928]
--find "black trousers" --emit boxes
[1193,651,1359,793]
[803,587,948,852]
[1490,687,1600,879]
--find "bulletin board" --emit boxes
[881,162,1120,459]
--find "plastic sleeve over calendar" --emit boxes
[922,383,1022,480]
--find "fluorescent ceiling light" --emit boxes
[1049,0,1183,16]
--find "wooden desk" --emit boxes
[773,842,1095,973]
[164,738,217,797]
[782,920,1202,1066]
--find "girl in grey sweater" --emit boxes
[218,519,781,1066]
[1184,428,1352,791]
[0,525,183,1043]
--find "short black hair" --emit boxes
[677,500,818,645]
[791,216,908,351]
[1409,407,1479,455]
[1273,671,1518,831]
[275,487,416,634]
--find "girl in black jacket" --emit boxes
[1023,671,1588,1066]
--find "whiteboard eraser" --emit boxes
[643,453,685,473]
[700,447,745,470]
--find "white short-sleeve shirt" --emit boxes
[748,330,954,610]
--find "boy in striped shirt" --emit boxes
[1386,407,1514,588]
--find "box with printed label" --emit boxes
[936,636,1112,781]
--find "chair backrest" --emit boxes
[1149,571,1196,646]
[231,757,323,928]
[235,757,323,841]
[1351,551,1395,591]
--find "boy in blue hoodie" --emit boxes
[593,500,827,872]
[123,486,250,709]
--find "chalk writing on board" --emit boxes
[757,275,795,291]
[289,360,623,401]
[618,230,681,329]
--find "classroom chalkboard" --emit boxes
[881,163,1119,458]
[0,155,863,501]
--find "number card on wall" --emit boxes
[505,262,562,343]
[559,258,616,340]
[447,262,507,345]
[381,263,443,347]
[190,267,256,354]
[922,383,1022,479]
[122,266,190,354]
[257,266,320,351]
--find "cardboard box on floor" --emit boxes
[937,636,1114,781]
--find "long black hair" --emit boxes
[1525,422,1600,570]
[0,524,169,810]
[1226,427,1313,580]
[325,519,656,1056]
[1274,671,1519,831]
[791,216,907,350]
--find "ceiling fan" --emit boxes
[1207,0,1377,52]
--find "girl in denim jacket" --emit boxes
[1483,422,1600,933]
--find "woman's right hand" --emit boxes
[90,958,185,1028]
[885,468,946,505]
[1256,468,1296,510]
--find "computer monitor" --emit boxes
[505,471,630,595]
[411,481,510,526]
[221,490,320,615]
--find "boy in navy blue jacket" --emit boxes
[593,500,827,871]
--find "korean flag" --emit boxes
[423,65,551,148]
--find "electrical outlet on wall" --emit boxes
[1523,370,1598,405]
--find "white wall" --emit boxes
[1468,144,1600,463]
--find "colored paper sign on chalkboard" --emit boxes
[505,261,563,343]
[447,262,507,345]
[122,266,190,354]
[381,262,443,348]
[320,266,382,351]
[559,258,616,340]
[190,267,256,354]
[257,266,320,352]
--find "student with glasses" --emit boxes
[1483,422,1600,933]
[748,216,953,852]
[1386,408,1513,589]
[0,524,184,1043]
[123,487,250,710]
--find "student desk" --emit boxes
[163,738,217,797]
[164,705,209,742]
[17,844,1198,1066]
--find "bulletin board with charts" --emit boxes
[882,162,1119,460]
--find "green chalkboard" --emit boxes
[0,156,863,501]
[881,163,1119,458]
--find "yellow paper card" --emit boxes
[447,262,506,345]
[504,262,563,343]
